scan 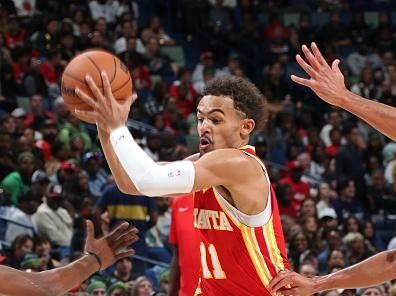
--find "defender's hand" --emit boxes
[269,270,317,296]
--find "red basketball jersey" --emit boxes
[193,146,290,296]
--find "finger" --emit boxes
[75,87,98,109]
[296,54,316,78]
[291,75,312,88]
[85,75,105,106]
[113,228,139,249]
[85,220,94,240]
[115,249,135,260]
[279,287,299,296]
[101,71,115,104]
[270,276,293,293]
[107,222,130,241]
[331,59,343,75]
[74,109,96,120]
[302,44,320,71]
[311,42,328,66]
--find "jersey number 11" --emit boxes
[200,242,226,279]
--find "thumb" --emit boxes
[85,220,94,241]
[331,59,342,75]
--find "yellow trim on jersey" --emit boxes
[212,189,241,229]
[241,225,272,289]
[262,217,285,273]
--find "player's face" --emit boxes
[196,95,251,155]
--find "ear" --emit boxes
[240,118,255,138]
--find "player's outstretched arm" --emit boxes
[75,72,259,197]
[293,42,396,141]
[269,250,396,295]
[0,220,138,296]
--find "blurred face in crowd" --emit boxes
[345,216,359,233]
[30,94,43,114]
[0,132,12,152]
[150,16,161,32]
[147,38,160,55]
[303,216,318,233]
[135,278,153,296]
[115,258,132,276]
[80,23,91,38]
[300,199,316,217]
[341,180,355,200]
[197,95,253,155]
[91,31,104,46]
[269,63,283,80]
[91,288,106,296]
[122,21,133,37]
[350,236,365,255]
[42,123,58,143]
[47,20,58,35]
[2,117,16,134]
[362,287,384,296]
[78,171,89,191]
[363,221,374,240]
[21,198,40,215]
[294,232,308,252]
[299,264,316,278]
[14,237,33,259]
[95,18,107,36]
[35,240,51,257]
[371,170,384,189]
[23,128,35,147]
[19,155,35,176]
[319,182,331,200]
[31,180,49,199]
[328,250,345,269]
[8,18,20,35]
[16,136,30,154]
[361,67,373,85]
[47,194,62,210]
[328,230,341,250]
[329,128,341,145]
[328,111,341,127]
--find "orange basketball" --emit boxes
[61,49,133,112]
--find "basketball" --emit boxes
[61,49,133,112]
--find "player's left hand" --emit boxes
[74,72,137,131]
[84,220,139,270]
[268,270,316,296]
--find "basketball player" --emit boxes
[0,220,138,296]
[74,74,290,295]
[268,42,396,295]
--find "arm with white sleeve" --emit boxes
[109,126,254,197]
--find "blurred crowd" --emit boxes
[1,0,396,295]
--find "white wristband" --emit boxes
[110,126,195,196]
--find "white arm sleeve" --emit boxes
[109,126,195,196]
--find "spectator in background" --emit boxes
[333,179,365,223]
[11,107,27,135]
[95,183,158,275]
[87,280,107,296]
[34,234,60,270]
[144,37,177,76]
[4,15,26,49]
[110,257,139,283]
[30,169,49,200]
[192,51,220,84]
[342,232,372,266]
[144,80,168,120]
[131,276,154,296]
[298,263,317,278]
[89,0,118,24]
[38,50,62,96]
[23,94,56,130]
[23,57,48,97]
[115,20,146,55]
[5,190,39,243]
[33,184,73,250]
[82,151,110,198]
[346,38,382,77]
[35,18,60,57]
[4,234,34,268]
[335,124,366,198]
[11,46,30,86]
[1,152,35,205]
[57,112,92,151]
[0,130,16,180]
[280,161,310,213]
[350,66,381,101]
[320,109,342,148]
[316,182,336,213]
[317,228,343,274]
[141,16,175,46]
[53,96,69,126]
[107,281,129,296]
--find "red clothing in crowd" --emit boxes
[326,144,340,158]
[279,176,310,211]
[169,82,197,118]
[39,62,58,84]
[131,66,152,90]
[5,29,26,48]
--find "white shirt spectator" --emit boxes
[89,0,118,23]
[5,207,37,243]
[114,37,146,55]
[33,203,73,247]
[347,51,383,77]
[387,236,396,250]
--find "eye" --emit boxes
[211,118,221,124]
[197,118,203,124]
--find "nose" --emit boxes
[198,119,211,135]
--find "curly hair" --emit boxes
[203,76,268,131]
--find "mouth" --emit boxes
[199,136,212,150]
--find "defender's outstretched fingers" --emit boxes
[113,228,139,250]
[290,75,311,88]
[106,222,130,242]
[296,54,316,79]
[115,249,135,261]
[269,274,292,293]
[279,287,299,296]
[301,45,320,71]
[311,42,328,66]
[75,87,98,110]
[331,59,342,75]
